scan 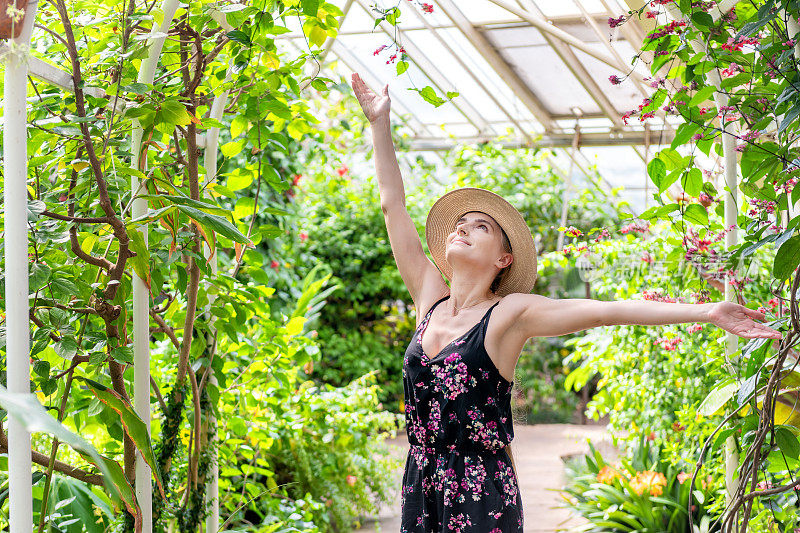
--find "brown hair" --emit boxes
[490,227,512,294]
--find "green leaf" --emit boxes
[682,168,703,197]
[699,381,737,416]
[0,386,135,519]
[227,29,251,46]
[409,86,447,107]
[124,83,149,95]
[647,158,667,191]
[79,378,166,498]
[684,203,709,225]
[385,7,400,25]
[126,228,151,289]
[776,426,800,459]
[689,85,716,107]
[691,12,714,29]
[30,262,51,293]
[445,90,459,99]
[301,0,319,15]
[396,60,409,75]
[309,25,327,47]
[774,235,800,280]
[176,204,250,244]
[159,100,192,127]
[54,336,79,360]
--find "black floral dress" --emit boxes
[400,294,524,533]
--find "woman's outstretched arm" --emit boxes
[350,73,447,306]
[503,293,782,340]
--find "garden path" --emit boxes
[355,423,614,532]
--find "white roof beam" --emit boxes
[436,0,555,131]
[408,128,673,149]
[486,0,646,83]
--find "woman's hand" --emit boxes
[707,301,782,339]
[351,72,390,125]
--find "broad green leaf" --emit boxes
[79,378,166,498]
[776,426,800,459]
[699,381,737,416]
[647,158,667,191]
[774,235,800,280]
[175,204,250,243]
[30,262,52,293]
[684,203,708,225]
[286,316,307,336]
[309,25,327,47]
[682,168,702,197]
[0,387,132,516]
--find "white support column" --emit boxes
[4,2,39,531]
[131,1,180,530]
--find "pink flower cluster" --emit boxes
[608,15,625,28]
[564,226,582,237]
[642,290,677,303]
[593,228,611,242]
[721,37,759,52]
[646,19,687,40]
[620,220,650,234]
[748,198,776,216]
[687,323,703,333]
[655,336,682,351]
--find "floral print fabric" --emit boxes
[400,295,523,532]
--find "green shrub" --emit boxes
[562,436,718,532]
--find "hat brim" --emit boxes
[425,188,537,297]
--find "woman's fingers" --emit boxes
[742,306,766,321]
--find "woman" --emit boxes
[350,72,781,532]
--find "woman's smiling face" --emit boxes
[446,211,505,255]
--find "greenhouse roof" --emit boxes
[278,0,683,212]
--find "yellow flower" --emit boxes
[597,465,622,484]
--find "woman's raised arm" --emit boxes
[351,73,447,308]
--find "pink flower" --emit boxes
[421,2,433,13]
[270,260,280,269]
[373,45,387,56]
[608,15,625,27]
[692,133,703,141]
[687,323,703,333]
[337,165,349,176]
[609,75,622,85]
[300,231,308,241]
[292,174,302,186]
[646,10,659,18]
[346,474,357,486]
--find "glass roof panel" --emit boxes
[495,43,601,116]
[405,29,509,124]
[438,27,539,125]
[339,1,382,32]
[531,0,582,17]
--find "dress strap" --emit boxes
[423,294,450,319]
[480,300,502,335]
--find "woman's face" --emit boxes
[446,211,509,264]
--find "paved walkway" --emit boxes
[356,423,614,532]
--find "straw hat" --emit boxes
[425,187,538,297]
